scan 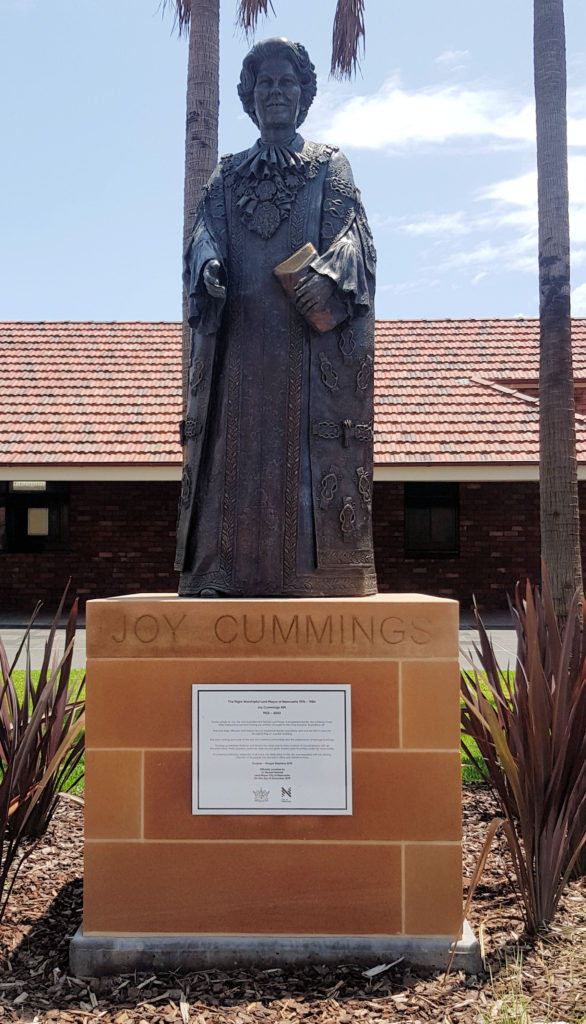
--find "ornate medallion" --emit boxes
[356,354,373,392]
[340,496,357,539]
[250,201,281,240]
[190,357,205,395]
[356,466,372,507]
[319,351,339,391]
[229,141,335,240]
[180,466,192,508]
[319,467,338,510]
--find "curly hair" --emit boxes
[237,38,317,129]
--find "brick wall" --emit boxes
[1,481,180,616]
[2,478,586,616]
[373,480,574,611]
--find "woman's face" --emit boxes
[253,56,301,133]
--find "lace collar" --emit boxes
[235,134,306,181]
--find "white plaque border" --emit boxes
[192,683,352,815]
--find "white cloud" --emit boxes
[568,156,586,205]
[378,276,441,295]
[320,74,586,301]
[482,157,586,244]
[568,116,586,147]
[441,238,534,274]
[307,78,586,155]
[307,79,536,150]
[483,170,537,208]
[378,154,586,292]
[568,86,586,146]
[573,282,586,315]
[396,212,470,237]
[434,50,471,73]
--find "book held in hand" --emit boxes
[274,243,347,334]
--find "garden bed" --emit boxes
[1,786,584,1023]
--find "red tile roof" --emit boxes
[375,318,586,465]
[2,319,586,468]
[2,322,182,465]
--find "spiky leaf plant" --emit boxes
[461,568,586,934]
[0,586,85,923]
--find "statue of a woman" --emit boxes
[175,38,377,597]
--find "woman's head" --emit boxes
[238,38,317,129]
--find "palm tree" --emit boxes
[164,0,366,411]
[534,0,582,620]
[162,0,220,412]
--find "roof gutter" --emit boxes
[4,463,586,483]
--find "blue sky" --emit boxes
[1,0,585,322]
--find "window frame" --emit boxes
[403,481,460,559]
[0,482,70,554]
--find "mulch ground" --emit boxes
[1,786,584,1024]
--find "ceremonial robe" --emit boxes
[175,133,377,597]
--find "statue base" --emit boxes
[72,593,480,975]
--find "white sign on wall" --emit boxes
[192,684,352,815]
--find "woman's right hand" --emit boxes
[203,259,227,299]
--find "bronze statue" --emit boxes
[175,38,377,597]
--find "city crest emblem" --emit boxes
[253,787,270,803]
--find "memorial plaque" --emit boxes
[192,685,352,814]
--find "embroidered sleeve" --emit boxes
[183,163,228,334]
[311,150,376,317]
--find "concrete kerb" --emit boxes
[69,921,482,977]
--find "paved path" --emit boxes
[459,618,517,672]
[1,625,87,670]
[1,613,517,672]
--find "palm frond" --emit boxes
[160,0,192,36]
[330,0,365,79]
[236,0,275,36]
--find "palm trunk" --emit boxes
[534,0,582,621]
[182,0,220,417]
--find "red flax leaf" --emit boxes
[445,815,504,976]
[330,0,365,79]
[461,568,586,933]
[0,586,86,923]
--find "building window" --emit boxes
[404,482,459,557]
[0,482,69,553]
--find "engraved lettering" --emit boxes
[215,614,238,643]
[352,615,374,643]
[411,616,432,645]
[243,614,265,643]
[112,616,127,644]
[306,615,333,644]
[163,613,186,642]
[134,614,159,644]
[272,615,299,643]
[380,616,406,645]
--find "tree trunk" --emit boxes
[534,0,582,621]
[182,0,220,418]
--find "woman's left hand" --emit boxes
[294,270,336,316]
